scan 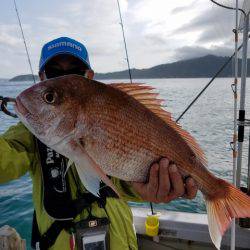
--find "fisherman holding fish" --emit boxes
[0,37,200,250]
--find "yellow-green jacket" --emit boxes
[0,122,142,249]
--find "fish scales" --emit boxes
[82,86,193,181]
[83,100,159,181]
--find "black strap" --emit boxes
[40,221,73,250]
[37,139,75,219]
[31,212,40,249]
[32,211,74,250]
[32,139,118,249]
[32,186,116,250]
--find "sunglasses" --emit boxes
[44,66,88,79]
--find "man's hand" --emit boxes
[130,158,198,203]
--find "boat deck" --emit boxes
[132,207,250,250]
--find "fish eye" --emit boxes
[43,91,56,104]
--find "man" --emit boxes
[0,37,197,249]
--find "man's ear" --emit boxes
[39,72,46,81]
[85,69,94,80]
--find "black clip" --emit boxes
[0,96,18,118]
[230,141,234,151]
[231,83,236,94]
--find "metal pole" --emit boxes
[116,0,133,83]
[231,1,239,248]
[236,13,249,188]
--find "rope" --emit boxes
[13,0,36,84]
[116,0,133,83]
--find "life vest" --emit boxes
[31,139,117,249]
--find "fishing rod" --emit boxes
[13,0,36,84]
[235,3,250,231]
[236,11,249,188]
[231,1,239,249]
[116,0,133,83]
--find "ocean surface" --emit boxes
[0,78,250,248]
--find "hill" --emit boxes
[9,74,39,82]
[9,55,240,81]
[95,55,236,79]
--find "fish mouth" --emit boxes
[14,96,31,118]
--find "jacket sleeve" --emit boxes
[112,178,143,202]
[0,122,36,184]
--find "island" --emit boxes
[9,74,39,82]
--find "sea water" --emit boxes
[0,78,250,248]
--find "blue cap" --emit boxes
[39,37,91,72]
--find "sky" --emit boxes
[0,0,240,78]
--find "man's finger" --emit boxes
[148,163,159,197]
[168,164,185,199]
[183,177,198,199]
[156,158,170,201]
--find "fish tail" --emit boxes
[205,179,250,250]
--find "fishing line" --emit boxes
[13,0,36,84]
[117,0,155,216]
[116,0,133,83]
[209,2,230,43]
[176,41,246,123]
[1,0,36,118]
[150,201,154,215]
[177,1,248,123]
[210,0,245,15]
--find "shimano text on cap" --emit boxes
[39,37,91,72]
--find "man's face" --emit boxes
[39,54,94,81]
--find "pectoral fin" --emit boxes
[64,157,100,196]
[72,139,120,197]
[64,159,74,177]
[75,162,101,197]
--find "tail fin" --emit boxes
[205,180,250,250]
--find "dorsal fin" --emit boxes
[110,83,207,166]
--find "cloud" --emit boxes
[174,4,235,45]
[173,45,233,61]
[0,23,22,47]
[37,17,70,30]
[171,0,197,15]
[0,0,239,78]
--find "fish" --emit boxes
[14,74,250,249]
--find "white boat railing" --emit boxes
[132,207,250,249]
